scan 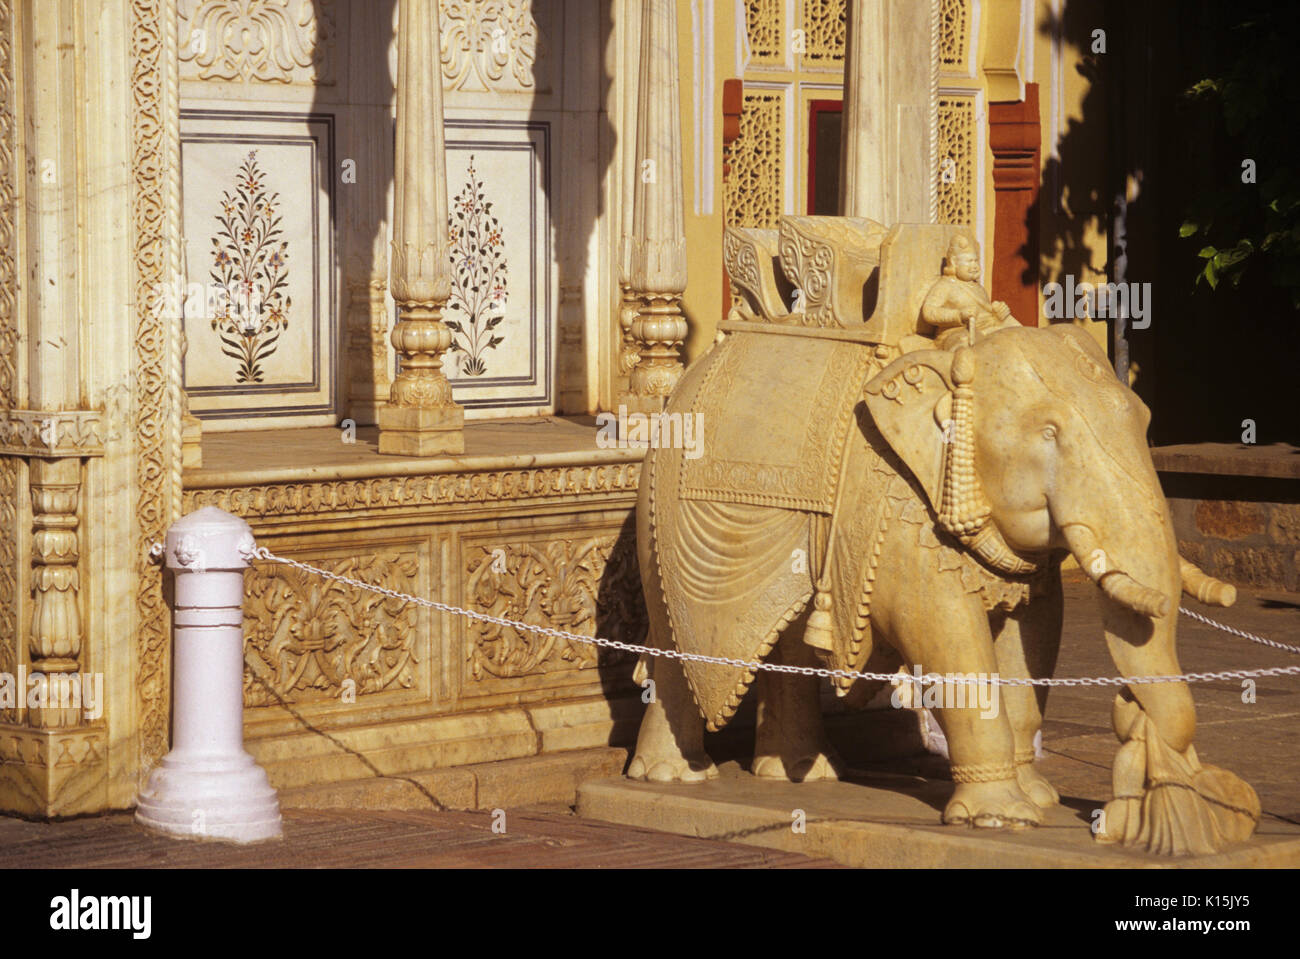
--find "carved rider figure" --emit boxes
[921,235,1019,349]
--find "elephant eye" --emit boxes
[1041,425,1058,441]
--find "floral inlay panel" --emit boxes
[446,156,508,376]
[439,120,552,411]
[209,150,291,384]
[180,111,335,425]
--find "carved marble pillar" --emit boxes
[840,0,935,223]
[617,0,688,416]
[614,0,643,392]
[19,0,87,729]
[377,0,464,456]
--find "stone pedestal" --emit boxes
[378,404,465,457]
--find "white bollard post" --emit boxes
[135,506,283,843]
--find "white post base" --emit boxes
[136,753,282,843]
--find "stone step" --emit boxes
[278,746,628,812]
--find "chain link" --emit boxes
[1178,605,1300,655]
[220,543,1300,690]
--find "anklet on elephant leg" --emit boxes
[1014,749,1036,767]
[950,760,1018,783]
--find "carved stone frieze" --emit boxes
[464,532,644,682]
[183,463,642,519]
[0,410,105,458]
[0,730,104,768]
[132,0,181,774]
[243,548,421,707]
[177,0,335,85]
[0,0,18,704]
[439,0,540,93]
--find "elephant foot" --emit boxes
[944,780,1042,829]
[1016,764,1060,809]
[627,752,719,784]
[752,750,842,783]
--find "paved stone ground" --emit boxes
[0,806,841,868]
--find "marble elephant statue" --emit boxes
[629,320,1259,855]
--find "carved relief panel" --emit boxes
[439,0,545,94]
[177,0,337,86]
[460,523,644,692]
[242,541,429,710]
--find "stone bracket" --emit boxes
[0,409,104,458]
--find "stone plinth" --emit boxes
[181,420,647,800]
[578,763,1300,868]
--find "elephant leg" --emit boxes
[753,619,844,782]
[627,479,717,784]
[991,575,1064,809]
[877,576,1040,829]
[627,649,718,783]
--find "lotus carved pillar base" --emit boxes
[27,457,83,729]
[377,304,464,456]
[617,296,686,416]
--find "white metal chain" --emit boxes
[222,543,1300,690]
[1177,605,1300,655]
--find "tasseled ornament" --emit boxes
[803,586,835,651]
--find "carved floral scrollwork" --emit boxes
[0,0,18,700]
[465,532,645,681]
[183,463,642,518]
[243,549,420,706]
[178,0,334,84]
[439,0,539,93]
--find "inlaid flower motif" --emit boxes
[208,150,291,383]
[445,156,508,377]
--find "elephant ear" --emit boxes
[862,350,955,510]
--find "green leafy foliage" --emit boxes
[1180,6,1300,308]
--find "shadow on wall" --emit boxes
[1024,0,1300,446]
[317,0,618,421]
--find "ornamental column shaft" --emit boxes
[618,0,688,416]
[840,0,935,223]
[377,0,464,456]
[21,0,85,728]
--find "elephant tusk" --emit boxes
[1098,571,1170,619]
[1180,557,1237,608]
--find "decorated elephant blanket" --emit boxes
[649,330,888,729]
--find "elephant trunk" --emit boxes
[1057,520,1195,753]
[1059,522,1169,618]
